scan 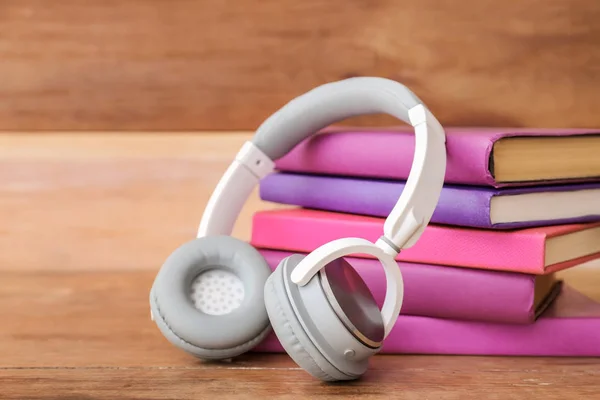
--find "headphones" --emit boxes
[149,77,447,381]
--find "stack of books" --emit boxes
[250,127,600,356]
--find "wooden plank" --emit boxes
[1,268,599,399]
[3,366,600,400]
[1,1,599,130]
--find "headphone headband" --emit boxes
[198,77,446,254]
[251,77,423,160]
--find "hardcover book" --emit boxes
[272,127,600,187]
[259,172,600,229]
[250,209,600,274]
[258,249,560,324]
[253,285,600,356]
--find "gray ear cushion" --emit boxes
[150,290,272,359]
[263,258,355,381]
[150,235,272,359]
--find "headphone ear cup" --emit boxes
[150,235,272,360]
[264,256,349,381]
[264,254,384,381]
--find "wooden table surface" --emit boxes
[1,132,599,399]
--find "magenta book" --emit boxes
[253,285,600,356]
[272,127,600,188]
[250,208,600,274]
[258,249,560,324]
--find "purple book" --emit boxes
[257,249,560,324]
[259,172,600,229]
[273,127,600,188]
[253,284,600,356]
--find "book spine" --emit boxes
[259,172,496,228]
[259,249,539,324]
[250,210,546,273]
[272,129,497,186]
[253,316,600,356]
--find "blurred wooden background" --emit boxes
[1,0,599,131]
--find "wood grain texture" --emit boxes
[0,131,280,271]
[1,267,599,399]
[1,0,600,130]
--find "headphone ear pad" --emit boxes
[264,255,357,381]
[150,235,272,360]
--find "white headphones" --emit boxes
[149,77,447,381]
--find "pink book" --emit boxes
[258,249,561,324]
[253,285,600,356]
[250,209,600,274]
[273,127,600,188]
